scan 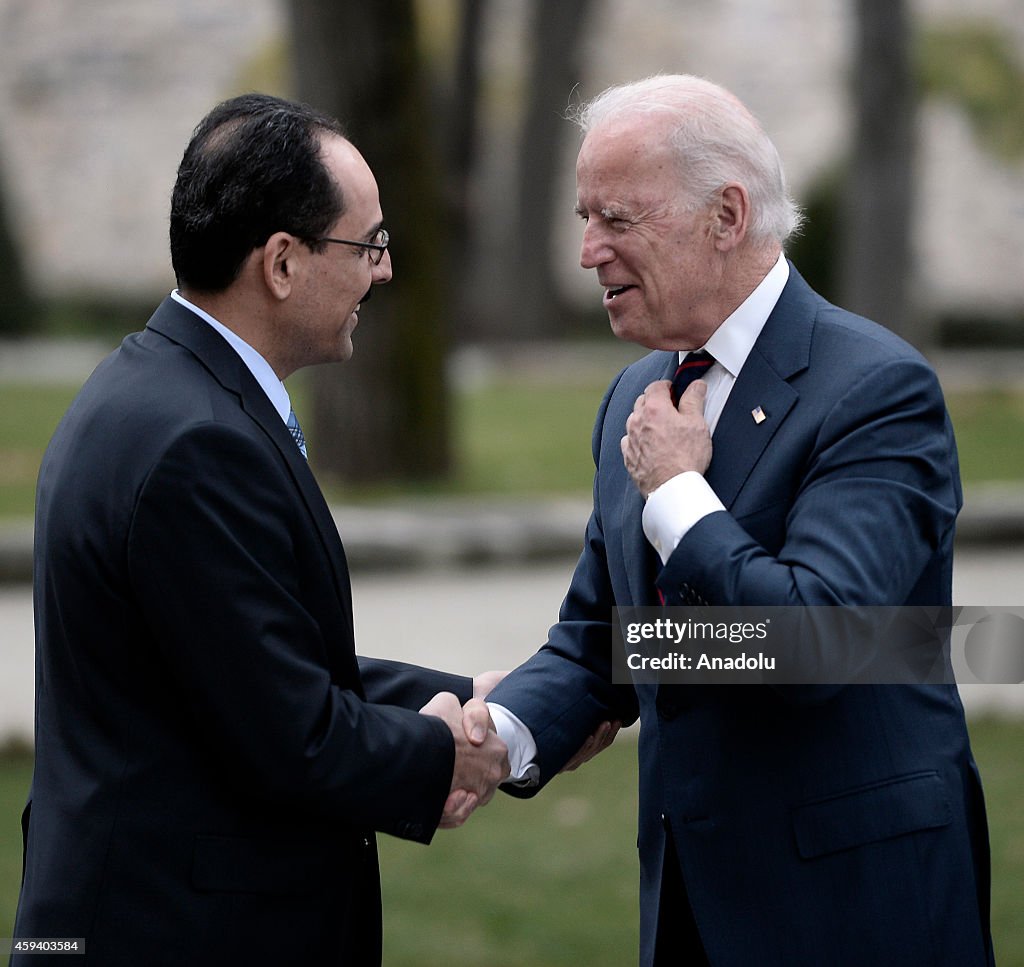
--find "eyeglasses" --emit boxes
[313,228,389,265]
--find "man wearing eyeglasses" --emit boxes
[12,93,508,967]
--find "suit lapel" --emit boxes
[622,351,679,605]
[145,298,355,621]
[706,267,816,509]
[622,483,656,606]
[238,380,357,619]
[706,349,798,508]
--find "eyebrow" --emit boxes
[573,203,634,221]
[600,206,633,221]
[362,219,385,242]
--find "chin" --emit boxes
[608,316,649,348]
[337,333,355,361]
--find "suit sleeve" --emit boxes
[659,355,960,607]
[127,422,455,843]
[357,657,473,709]
[488,374,640,790]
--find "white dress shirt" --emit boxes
[491,253,790,782]
[170,289,293,425]
[643,253,789,562]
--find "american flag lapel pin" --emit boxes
[752,406,767,424]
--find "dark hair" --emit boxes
[169,93,347,292]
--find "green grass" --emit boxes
[449,377,597,495]
[377,744,640,966]
[0,384,80,519]
[0,751,31,939]
[1,717,1022,964]
[968,717,1024,964]
[0,379,1022,520]
[948,389,1024,483]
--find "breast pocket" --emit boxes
[792,771,951,860]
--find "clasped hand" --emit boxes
[419,672,622,829]
[419,692,510,829]
[621,378,712,497]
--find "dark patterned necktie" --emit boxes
[286,409,307,459]
[653,349,715,606]
[670,350,715,406]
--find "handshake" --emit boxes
[419,671,619,830]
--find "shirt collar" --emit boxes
[682,252,789,377]
[170,290,292,424]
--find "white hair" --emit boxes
[572,74,803,244]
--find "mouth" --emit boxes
[603,284,636,305]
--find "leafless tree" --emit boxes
[840,0,918,342]
[509,0,598,339]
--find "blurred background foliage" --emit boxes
[919,22,1024,163]
[0,0,1022,484]
[0,0,1022,503]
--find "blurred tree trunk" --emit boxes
[503,0,596,339]
[0,148,37,335]
[446,0,487,345]
[288,0,450,482]
[840,0,921,343]
[446,0,485,249]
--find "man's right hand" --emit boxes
[419,692,509,829]
[622,378,712,496]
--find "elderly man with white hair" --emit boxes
[484,74,993,967]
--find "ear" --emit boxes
[712,183,750,252]
[262,231,302,300]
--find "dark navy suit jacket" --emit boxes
[489,267,994,967]
[14,297,472,966]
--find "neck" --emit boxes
[180,287,293,380]
[668,243,781,350]
[714,242,782,322]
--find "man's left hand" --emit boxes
[560,720,621,773]
[472,670,508,700]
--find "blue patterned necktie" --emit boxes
[670,350,715,406]
[286,409,307,459]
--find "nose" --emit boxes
[579,222,613,270]
[373,249,393,284]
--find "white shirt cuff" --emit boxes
[488,702,540,785]
[642,471,726,565]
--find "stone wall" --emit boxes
[0,0,282,298]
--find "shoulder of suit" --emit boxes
[810,302,932,372]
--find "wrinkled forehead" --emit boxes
[576,113,683,196]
